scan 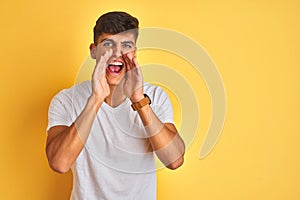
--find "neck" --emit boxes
[104,83,126,107]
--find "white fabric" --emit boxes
[47,81,174,200]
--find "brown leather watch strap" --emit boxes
[131,94,151,111]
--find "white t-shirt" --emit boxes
[47,81,174,200]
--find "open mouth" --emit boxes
[107,61,124,74]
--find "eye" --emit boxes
[123,43,133,49]
[103,42,113,47]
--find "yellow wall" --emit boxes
[1,0,299,199]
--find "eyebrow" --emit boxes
[100,38,114,43]
[121,41,135,45]
[100,38,135,45]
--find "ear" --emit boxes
[89,43,96,59]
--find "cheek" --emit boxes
[95,48,108,61]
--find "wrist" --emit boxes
[131,94,151,111]
[130,93,144,103]
[89,94,104,109]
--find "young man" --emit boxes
[46,11,185,199]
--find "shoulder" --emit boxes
[144,82,163,95]
[52,81,91,101]
[143,82,174,123]
[48,81,91,120]
[144,82,169,104]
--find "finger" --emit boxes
[132,57,142,75]
[104,48,113,60]
[122,53,132,71]
[99,75,108,89]
[126,49,136,60]
[127,51,137,69]
[133,57,139,68]
[94,49,112,76]
[100,49,113,74]
[92,62,101,80]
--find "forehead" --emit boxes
[97,32,136,44]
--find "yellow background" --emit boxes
[1,0,299,199]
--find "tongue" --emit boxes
[108,65,121,73]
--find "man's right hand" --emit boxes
[91,49,113,103]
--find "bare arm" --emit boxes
[137,104,185,170]
[122,54,185,170]
[46,50,112,173]
[46,95,102,173]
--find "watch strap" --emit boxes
[131,94,151,111]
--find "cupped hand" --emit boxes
[122,52,144,102]
[91,49,113,102]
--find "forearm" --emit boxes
[121,52,185,168]
[136,104,185,169]
[46,95,102,173]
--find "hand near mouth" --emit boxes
[91,49,113,103]
[122,52,144,102]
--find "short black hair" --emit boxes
[93,11,139,44]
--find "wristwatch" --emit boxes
[131,94,151,111]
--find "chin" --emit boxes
[106,74,125,86]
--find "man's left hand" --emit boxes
[122,52,144,102]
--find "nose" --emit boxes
[112,44,122,58]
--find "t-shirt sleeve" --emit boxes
[151,86,174,124]
[46,91,74,132]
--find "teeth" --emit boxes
[110,61,123,66]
